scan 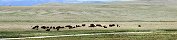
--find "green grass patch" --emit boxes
[0,30,152,38]
[157,29,177,31]
[23,32,177,40]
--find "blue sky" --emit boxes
[0,0,133,6]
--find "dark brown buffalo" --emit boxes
[117,24,120,27]
[65,25,73,28]
[56,26,65,31]
[109,24,115,27]
[46,29,50,31]
[82,24,86,27]
[65,25,74,29]
[41,26,46,29]
[103,26,107,28]
[53,26,56,29]
[76,25,82,27]
[96,24,102,27]
[32,25,39,30]
[89,24,96,27]
[138,25,141,27]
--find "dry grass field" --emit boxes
[0,22,177,31]
[0,0,177,40]
[0,1,177,22]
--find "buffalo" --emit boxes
[138,25,141,27]
[56,26,65,31]
[96,24,102,27]
[117,24,120,27]
[76,25,82,27]
[89,24,96,27]
[65,25,73,29]
[103,26,107,28]
[82,24,86,27]
[46,29,50,31]
[32,25,39,30]
[41,26,47,29]
[109,24,115,27]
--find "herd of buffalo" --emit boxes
[32,24,142,31]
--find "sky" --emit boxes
[0,0,134,6]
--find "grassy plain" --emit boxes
[0,0,177,40]
[24,31,177,40]
[0,2,177,22]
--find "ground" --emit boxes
[0,0,177,40]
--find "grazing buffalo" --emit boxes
[45,26,53,31]
[109,24,115,27]
[76,25,82,27]
[96,24,102,27]
[46,26,49,29]
[65,25,74,29]
[46,29,50,31]
[103,26,107,28]
[65,25,73,28]
[89,24,96,27]
[50,26,53,29]
[32,25,39,30]
[56,26,65,31]
[117,24,120,27]
[138,25,141,27]
[53,26,56,29]
[73,27,76,28]
[41,26,47,29]
[82,24,86,27]
[41,26,55,31]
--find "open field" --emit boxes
[1,30,177,40]
[0,22,177,31]
[0,1,177,22]
[0,0,177,40]
[24,32,177,40]
[0,22,177,40]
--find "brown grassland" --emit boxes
[1,0,177,40]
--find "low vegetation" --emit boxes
[0,29,177,40]
[0,30,151,38]
[0,29,176,38]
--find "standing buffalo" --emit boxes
[56,26,65,31]
[109,24,115,27]
[32,25,39,30]
[89,24,96,27]
[82,24,86,27]
[117,24,120,27]
[65,25,73,29]
[103,26,107,28]
[138,25,141,27]
[76,25,82,27]
[46,29,50,31]
[96,24,102,27]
